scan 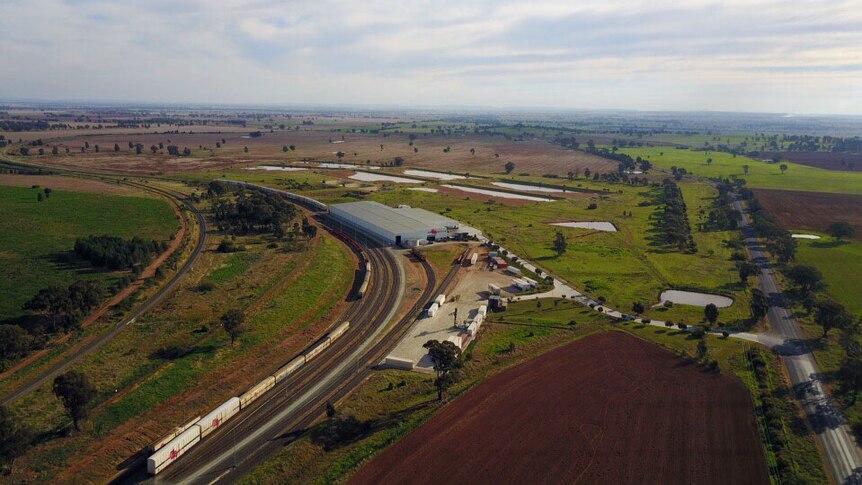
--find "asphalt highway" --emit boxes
[735,197,862,484]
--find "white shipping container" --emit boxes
[273,356,305,383]
[329,321,350,342]
[469,253,478,265]
[150,415,200,453]
[467,322,478,336]
[427,302,439,317]
[446,335,463,349]
[197,397,240,438]
[305,338,331,361]
[488,283,501,295]
[505,266,522,276]
[384,356,415,370]
[239,376,275,409]
[434,294,446,306]
[147,425,201,475]
[478,305,487,315]
[523,277,538,288]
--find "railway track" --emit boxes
[0,175,207,405]
[156,245,464,484]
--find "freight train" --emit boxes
[146,321,350,475]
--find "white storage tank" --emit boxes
[273,356,305,383]
[197,397,240,438]
[147,425,201,475]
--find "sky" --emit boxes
[1,0,861,114]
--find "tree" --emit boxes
[113,143,120,152]
[423,340,462,401]
[325,400,337,418]
[839,355,862,404]
[704,303,719,325]
[0,406,33,474]
[828,221,855,242]
[393,156,404,166]
[779,163,788,174]
[742,164,750,175]
[632,301,645,315]
[584,168,591,179]
[0,325,30,361]
[37,192,44,202]
[750,288,769,323]
[707,158,713,166]
[221,309,245,344]
[786,265,822,293]
[552,231,567,257]
[282,145,289,152]
[738,261,759,284]
[696,339,708,359]
[766,234,796,263]
[504,161,515,174]
[814,300,852,337]
[52,371,96,431]
[51,145,59,155]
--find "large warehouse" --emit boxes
[330,201,479,246]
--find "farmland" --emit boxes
[618,146,862,195]
[0,183,178,324]
[351,331,768,485]
[752,188,862,241]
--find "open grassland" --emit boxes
[0,184,178,323]
[6,224,354,483]
[795,238,862,315]
[243,300,825,485]
[619,146,862,195]
[361,181,751,326]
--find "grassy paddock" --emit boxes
[0,184,178,322]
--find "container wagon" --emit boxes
[197,397,241,438]
[239,376,276,409]
[149,415,200,453]
[304,337,331,361]
[328,321,350,342]
[147,425,201,475]
[274,356,305,383]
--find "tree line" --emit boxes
[208,182,301,237]
[659,179,697,253]
[74,235,168,271]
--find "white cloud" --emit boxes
[0,0,859,113]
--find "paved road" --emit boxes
[734,197,862,484]
[0,184,207,405]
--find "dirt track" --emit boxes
[350,331,769,485]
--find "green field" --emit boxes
[618,146,862,195]
[794,236,862,316]
[362,181,751,326]
[0,185,178,322]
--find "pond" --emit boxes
[551,221,617,232]
[659,290,733,308]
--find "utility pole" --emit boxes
[452,308,458,327]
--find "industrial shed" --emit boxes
[330,201,476,246]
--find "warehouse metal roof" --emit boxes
[331,201,460,235]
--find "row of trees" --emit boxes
[74,235,167,271]
[23,280,107,334]
[659,179,697,253]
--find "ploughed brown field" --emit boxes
[753,188,862,240]
[350,332,769,485]
[763,151,862,172]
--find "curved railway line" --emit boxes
[0,175,208,406]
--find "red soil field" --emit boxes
[351,332,769,485]
[763,151,862,172]
[753,188,862,240]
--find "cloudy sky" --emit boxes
[1,0,860,114]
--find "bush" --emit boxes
[587,203,598,210]
[217,238,243,253]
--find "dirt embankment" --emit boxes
[350,331,769,485]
